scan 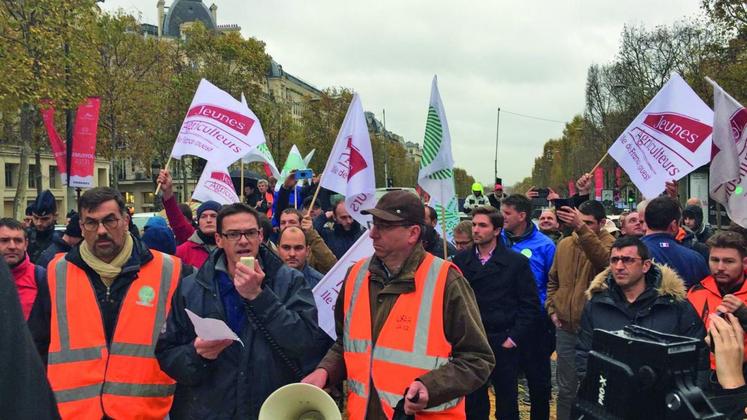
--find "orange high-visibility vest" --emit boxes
[687,274,747,369]
[47,251,181,420]
[342,253,465,420]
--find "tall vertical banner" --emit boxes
[192,162,240,205]
[40,101,67,185]
[594,167,604,200]
[708,78,747,227]
[607,73,713,198]
[417,76,460,242]
[319,93,377,226]
[69,97,101,188]
[169,80,264,167]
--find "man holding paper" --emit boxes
[156,203,328,419]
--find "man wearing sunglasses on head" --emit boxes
[45,187,188,419]
[575,235,705,383]
[156,203,327,419]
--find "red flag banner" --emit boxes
[568,179,576,196]
[70,97,100,188]
[594,167,604,201]
[40,101,67,185]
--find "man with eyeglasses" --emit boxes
[45,187,186,419]
[575,235,705,382]
[26,190,58,264]
[302,190,494,419]
[156,203,327,419]
[158,169,220,268]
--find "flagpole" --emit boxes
[440,205,448,259]
[240,160,245,203]
[154,156,173,195]
[590,152,608,174]
[305,169,329,218]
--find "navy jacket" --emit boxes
[641,233,709,289]
[36,232,72,270]
[452,241,542,348]
[320,221,365,259]
[155,245,329,420]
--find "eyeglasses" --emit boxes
[221,229,259,241]
[366,220,415,231]
[82,217,121,232]
[610,256,644,266]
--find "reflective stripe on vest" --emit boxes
[47,251,179,419]
[342,254,464,419]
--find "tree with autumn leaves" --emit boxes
[0,3,479,210]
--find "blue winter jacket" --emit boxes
[641,233,710,289]
[501,222,556,306]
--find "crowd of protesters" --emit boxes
[1,170,746,419]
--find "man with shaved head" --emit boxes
[278,226,323,289]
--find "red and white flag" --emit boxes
[607,73,713,198]
[192,161,240,205]
[312,233,373,339]
[319,93,376,226]
[708,78,747,227]
[170,79,264,167]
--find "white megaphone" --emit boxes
[259,383,342,420]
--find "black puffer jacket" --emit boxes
[575,264,706,380]
[155,245,329,420]
[26,225,55,264]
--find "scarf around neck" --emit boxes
[80,233,134,288]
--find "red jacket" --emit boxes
[687,274,747,368]
[164,195,195,245]
[11,254,37,320]
[175,231,211,268]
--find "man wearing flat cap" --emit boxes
[303,190,495,419]
[27,190,58,264]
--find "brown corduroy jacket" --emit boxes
[317,244,495,419]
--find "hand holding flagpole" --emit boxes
[154,156,173,195]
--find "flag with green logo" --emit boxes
[417,75,460,243]
[275,144,306,192]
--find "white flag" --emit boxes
[304,149,316,166]
[275,144,307,192]
[319,94,377,226]
[312,234,374,339]
[192,162,240,205]
[708,78,747,227]
[242,142,281,179]
[169,80,264,166]
[607,73,713,198]
[417,76,460,242]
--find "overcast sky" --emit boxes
[101,0,703,186]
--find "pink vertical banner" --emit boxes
[594,167,604,200]
[40,100,67,185]
[70,97,100,188]
[615,166,623,189]
[568,179,577,196]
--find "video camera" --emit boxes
[573,325,725,420]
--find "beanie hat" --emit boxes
[64,213,82,238]
[144,216,168,230]
[196,200,222,219]
[142,225,176,255]
[683,205,704,229]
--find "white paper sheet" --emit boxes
[185,308,244,347]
